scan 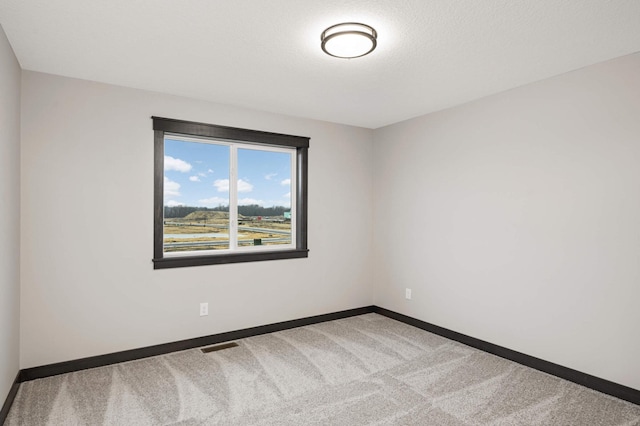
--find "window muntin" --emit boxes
[153,117,309,269]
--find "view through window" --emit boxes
[163,137,295,253]
[152,117,309,268]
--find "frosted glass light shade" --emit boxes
[321,23,377,59]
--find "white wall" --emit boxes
[373,53,640,390]
[0,24,21,401]
[16,47,640,393]
[20,71,374,368]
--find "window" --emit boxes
[153,117,309,269]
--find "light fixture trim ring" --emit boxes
[321,22,378,59]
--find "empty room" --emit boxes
[1,1,640,424]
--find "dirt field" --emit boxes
[163,210,291,252]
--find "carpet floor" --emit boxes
[5,313,640,425]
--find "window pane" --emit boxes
[163,138,230,252]
[237,148,293,248]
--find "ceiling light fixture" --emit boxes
[321,22,377,59]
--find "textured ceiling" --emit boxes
[1,1,640,129]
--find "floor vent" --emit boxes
[201,342,239,353]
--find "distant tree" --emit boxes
[238,205,288,217]
[164,204,288,218]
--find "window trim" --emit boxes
[152,116,309,269]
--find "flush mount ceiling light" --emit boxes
[321,22,377,59]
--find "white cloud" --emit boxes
[280,178,291,186]
[198,172,207,177]
[238,198,265,206]
[208,169,214,174]
[238,179,253,192]
[164,156,192,172]
[189,176,200,182]
[165,200,184,207]
[164,176,181,198]
[265,173,277,180]
[214,179,253,193]
[283,192,291,198]
[214,179,229,192]
[198,196,228,206]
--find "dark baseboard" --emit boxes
[373,306,640,406]
[0,372,20,424]
[19,306,376,383]
[9,304,638,414]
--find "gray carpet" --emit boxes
[5,314,640,425]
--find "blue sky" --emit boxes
[164,138,292,208]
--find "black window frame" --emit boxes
[152,116,309,269]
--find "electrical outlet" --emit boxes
[200,302,209,316]
[405,288,412,300]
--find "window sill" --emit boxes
[153,249,309,269]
